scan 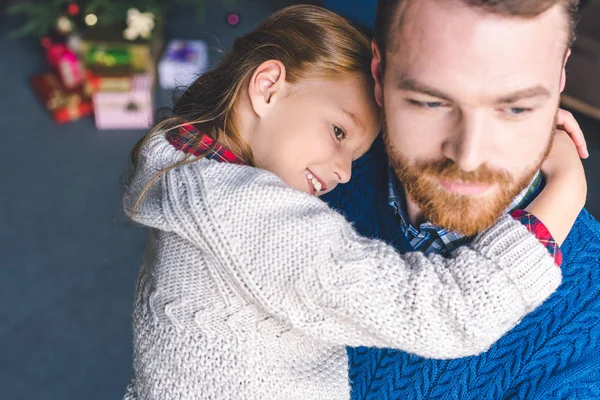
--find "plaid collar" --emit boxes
[165,124,245,165]
[387,165,542,255]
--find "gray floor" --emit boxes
[1,3,599,400]
[0,3,279,399]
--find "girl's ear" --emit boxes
[248,60,287,118]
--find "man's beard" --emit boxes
[383,113,554,237]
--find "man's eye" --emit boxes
[408,99,445,109]
[506,107,532,116]
[333,125,347,140]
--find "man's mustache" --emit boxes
[413,158,513,186]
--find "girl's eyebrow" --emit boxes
[342,109,362,130]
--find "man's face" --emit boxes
[372,0,570,235]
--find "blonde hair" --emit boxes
[129,4,373,211]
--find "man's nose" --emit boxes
[442,111,488,172]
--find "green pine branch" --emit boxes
[6,0,237,38]
[7,0,70,37]
[84,0,166,27]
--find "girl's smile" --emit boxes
[305,169,327,195]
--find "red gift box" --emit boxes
[30,72,93,124]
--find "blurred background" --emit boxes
[0,1,598,399]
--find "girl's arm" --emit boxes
[524,129,587,246]
[158,158,562,360]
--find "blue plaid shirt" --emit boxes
[388,165,542,256]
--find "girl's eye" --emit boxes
[333,125,347,140]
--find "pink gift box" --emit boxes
[93,74,154,129]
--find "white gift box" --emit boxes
[93,74,154,130]
[158,39,209,89]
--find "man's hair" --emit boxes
[374,0,580,67]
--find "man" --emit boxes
[323,0,600,398]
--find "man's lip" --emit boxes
[439,180,492,196]
[307,169,328,191]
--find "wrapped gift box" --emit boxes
[30,72,93,124]
[158,39,208,89]
[93,73,154,129]
[79,24,164,82]
[85,69,134,93]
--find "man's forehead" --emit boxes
[385,0,568,86]
[387,0,570,56]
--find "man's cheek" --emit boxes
[394,111,440,142]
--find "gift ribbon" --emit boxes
[44,74,82,111]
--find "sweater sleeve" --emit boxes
[160,161,562,359]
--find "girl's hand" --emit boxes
[526,130,587,245]
[540,129,586,186]
[556,108,589,159]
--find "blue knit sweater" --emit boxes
[323,137,600,399]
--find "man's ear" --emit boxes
[559,48,571,93]
[371,40,384,107]
[248,60,286,118]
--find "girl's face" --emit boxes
[249,72,380,196]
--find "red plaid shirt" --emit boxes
[166,124,245,165]
[166,124,562,266]
[511,209,563,266]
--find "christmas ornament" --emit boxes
[67,34,84,54]
[56,16,73,34]
[227,13,240,27]
[41,37,52,49]
[123,8,155,41]
[67,4,80,17]
[85,13,98,27]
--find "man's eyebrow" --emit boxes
[496,85,551,103]
[396,76,455,102]
[397,77,552,105]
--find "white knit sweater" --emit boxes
[122,134,561,400]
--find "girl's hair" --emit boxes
[129,5,372,210]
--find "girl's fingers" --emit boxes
[556,109,589,159]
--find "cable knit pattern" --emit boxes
[122,134,562,400]
[323,137,600,400]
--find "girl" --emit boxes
[123,5,587,400]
